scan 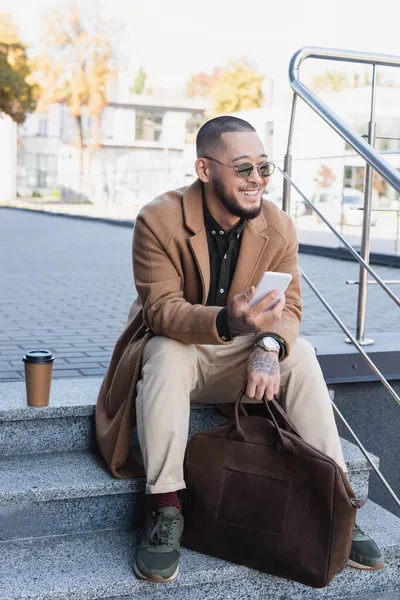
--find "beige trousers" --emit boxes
[136,334,347,494]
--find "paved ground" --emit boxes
[1,207,400,382]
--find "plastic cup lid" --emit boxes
[23,350,55,364]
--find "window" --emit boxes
[343,166,365,192]
[37,119,48,137]
[23,154,58,188]
[319,193,331,203]
[378,137,390,151]
[102,107,115,140]
[135,110,164,142]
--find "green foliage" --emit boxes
[133,66,147,95]
[32,190,42,197]
[0,13,37,123]
[312,71,351,93]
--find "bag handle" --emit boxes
[261,394,295,452]
[269,398,300,437]
[231,388,294,453]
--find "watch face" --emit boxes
[260,337,279,351]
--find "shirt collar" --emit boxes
[202,185,246,239]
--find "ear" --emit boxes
[195,158,210,183]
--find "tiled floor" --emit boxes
[1,208,399,381]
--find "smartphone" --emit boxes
[248,272,293,311]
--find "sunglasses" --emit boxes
[203,156,275,179]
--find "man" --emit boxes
[95,116,383,584]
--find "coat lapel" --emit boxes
[183,180,210,304]
[182,178,271,305]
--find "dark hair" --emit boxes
[196,116,256,158]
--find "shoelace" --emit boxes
[353,522,365,539]
[149,512,176,546]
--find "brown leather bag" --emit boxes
[182,390,358,588]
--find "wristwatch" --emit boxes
[254,336,281,355]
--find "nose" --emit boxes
[247,166,264,186]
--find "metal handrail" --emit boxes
[279,160,400,505]
[288,47,400,194]
[278,168,400,308]
[282,47,400,508]
[300,267,400,408]
[300,267,400,508]
[332,401,400,508]
[285,47,400,343]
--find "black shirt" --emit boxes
[202,189,286,358]
[203,196,246,307]
[203,194,245,342]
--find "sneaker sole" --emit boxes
[347,558,385,571]
[133,561,179,583]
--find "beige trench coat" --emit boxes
[95,179,302,479]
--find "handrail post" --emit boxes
[282,94,298,215]
[282,154,292,214]
[355,65,377,345]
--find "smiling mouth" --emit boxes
[239,188,262,197]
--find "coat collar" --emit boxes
[183,179,270,304]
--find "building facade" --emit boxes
[17,93,206,207]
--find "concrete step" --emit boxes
[0,450,144,541]
[0,500,398,600]
[0,378,379,474]
[0,378,229,456]
[0,436,376,541]
[0,378,100,456]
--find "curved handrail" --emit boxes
[288,46,400,193]
[277,167,400,308]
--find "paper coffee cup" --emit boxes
[22,350,55,407]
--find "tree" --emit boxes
[0,13,37,123]
[132,66,147,95]
[186,68,221,99]
[314,165,336,188]
[210,58,264,115]
[312,69,387,93]
[311,71,351,93]
[30,3,115,179]
[186,58,264,115]
[373,173,387,197]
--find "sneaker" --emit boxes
[133,506,184,583]
[347,523,385,570]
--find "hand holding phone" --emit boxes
[248,272,292,312]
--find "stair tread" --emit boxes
[0,378,102,422]
[0,432,378,506]
[0,443,378,506]
[0,501,398,600]
[0,450,144,504]
[0,378,225,421]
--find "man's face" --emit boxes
[207,131,271,220]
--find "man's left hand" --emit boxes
[245,346,280,401]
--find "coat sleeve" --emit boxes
[132,213,232,345]
[260,221,302,359]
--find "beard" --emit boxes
[212,176,263,220]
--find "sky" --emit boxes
[3,0,400,89]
